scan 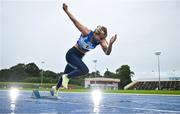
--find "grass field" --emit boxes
[55,89,180,95]
[103,90,180,95]
[1,82,180,95]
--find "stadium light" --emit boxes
[155,52,161,90]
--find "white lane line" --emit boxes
[104,105,180,113]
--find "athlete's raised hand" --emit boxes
[63,3,68,12]
[109,34,117,45]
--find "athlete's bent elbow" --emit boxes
[105,52,110,56]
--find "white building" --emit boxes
[85,78,120,90]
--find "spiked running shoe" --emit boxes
[50,86,59,96]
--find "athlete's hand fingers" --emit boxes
[110,34,117,44]
[63,3,68,11]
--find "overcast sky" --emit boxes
[0,0,180,79]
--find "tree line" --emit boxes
[0,63,134,89]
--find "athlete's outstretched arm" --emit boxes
[100,34,117,55]
[63,3,90,36]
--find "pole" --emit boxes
[41,61,45,87]
[93,60,97,88]
[155,52,161,90]
[157,55,161,90]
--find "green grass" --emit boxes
[0,82,55,86]
[103,90,180,95]
[61,89,180,95]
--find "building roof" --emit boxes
[133,77,180,81]
[85,78,120,82]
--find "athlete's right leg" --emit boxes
[59,47,89,88]
[65,48,89,78]
[54,47,89,90]
[60,53,89,88]
[66,55,89,78]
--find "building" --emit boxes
[124,77,180,90]
[85,78,120,90]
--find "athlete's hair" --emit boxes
[94,25,107,38]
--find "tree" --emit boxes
[0,63,57,82]
[0,69,11,81]
[25,63,40,76]
[90,70,102,78]
[116,65,134,89]
[104,69,117,78]
[42,70,59,83]
[8,63,28,81]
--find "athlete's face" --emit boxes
[94,33,105,42]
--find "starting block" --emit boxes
[31,90,58,100]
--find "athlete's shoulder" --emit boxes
[81,30,93,37]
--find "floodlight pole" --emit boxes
[93,60,97,88]
[41,61,45,87]
[155,52,161,90]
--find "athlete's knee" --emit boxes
[81,67,89,75]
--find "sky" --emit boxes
[0,0,180,79]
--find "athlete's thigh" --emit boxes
[66,54,88,71]
[64,64,74,74]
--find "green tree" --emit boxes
[42,70,59,83]
[104,68,117,78]
[25,63,40,76]
[8,63,28,81]
[116,65,134,89]
[0,69,11,81]
[91,70,102,78]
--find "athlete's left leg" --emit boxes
[51,64,74,96]
[56,64,74,89]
